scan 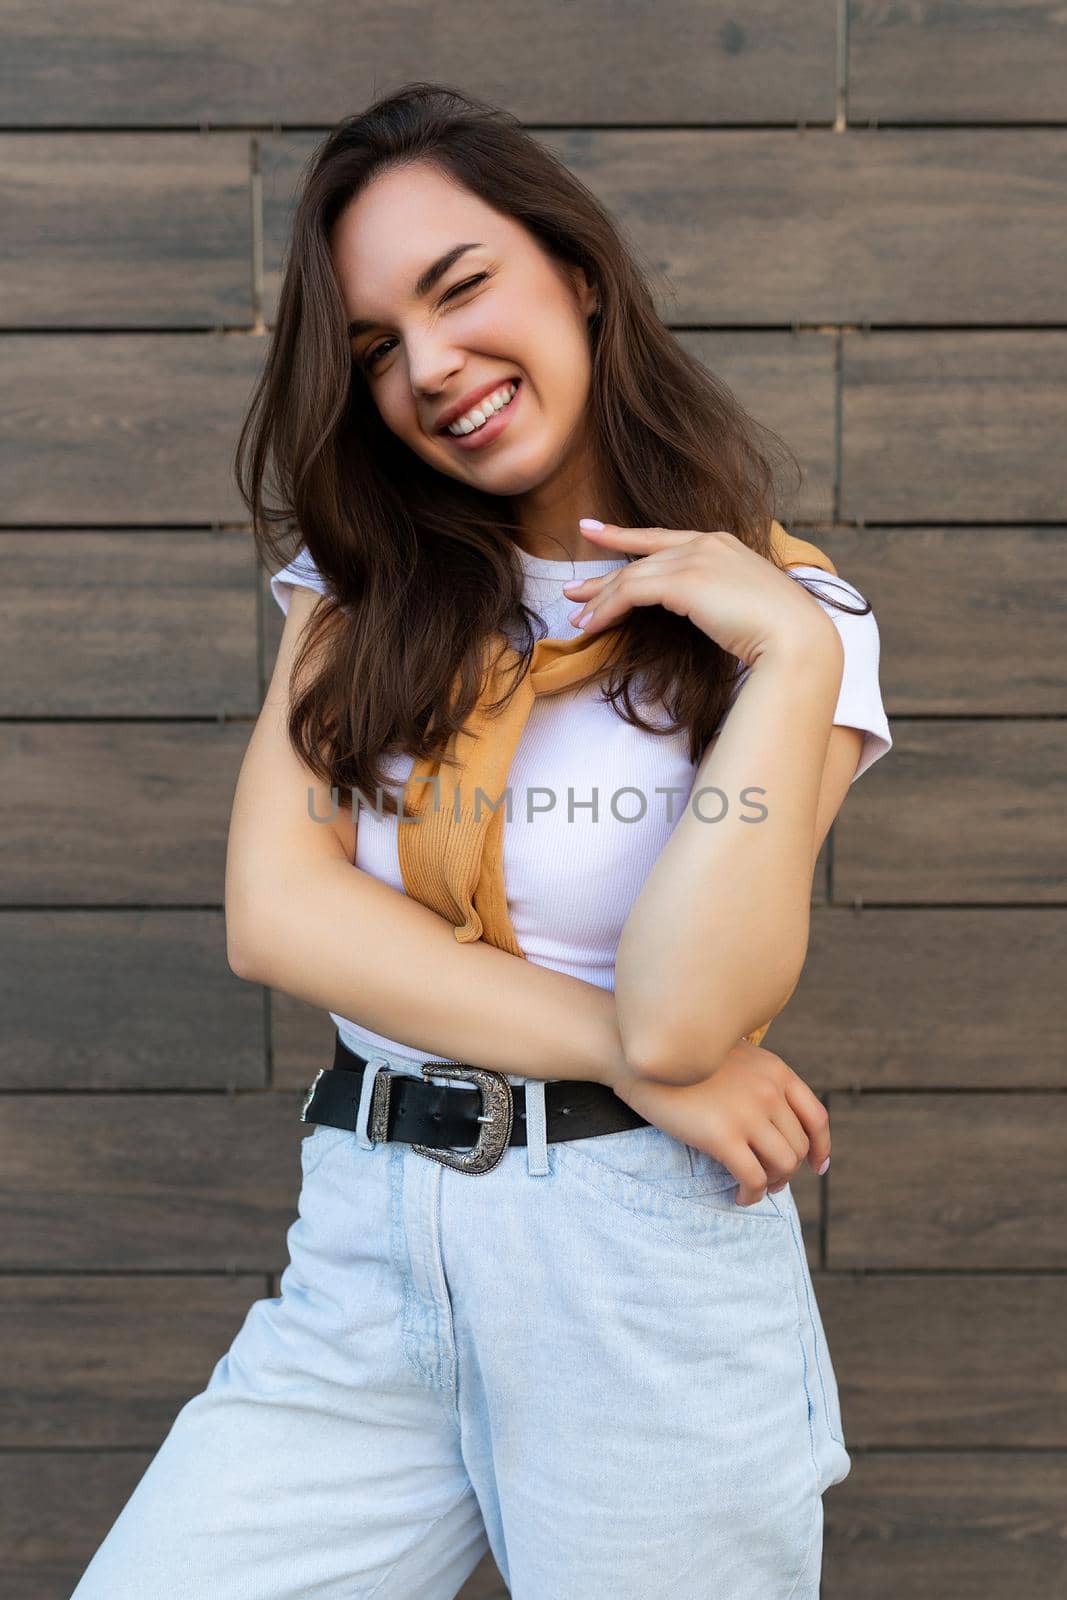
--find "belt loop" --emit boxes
[524,1079,549,1176]
[355,1057,390,1149]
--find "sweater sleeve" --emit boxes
[728,567,893,785]
[269,547,331,615]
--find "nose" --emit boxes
[406,341,466,418]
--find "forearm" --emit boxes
[232,854,635,1089]
[614,622,844,1084]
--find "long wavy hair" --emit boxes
[234,80,868,818]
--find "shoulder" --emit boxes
[789,566,891,784]
[728,564,893,785]
[269,547,330,615]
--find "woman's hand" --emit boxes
[609,1038,831,1207]
[562,519,834,669]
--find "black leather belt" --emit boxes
[299,1032,649,1176]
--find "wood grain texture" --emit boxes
[0,1093,308,1270]
[0,134,252,325]
[818,1272,1067,1446]
[2,722,250,903]
[262,128,1067,325]
[814,526,1067,715]
[0,1276,267,1446]
[0,333,266,523]
[849,0,1067,123]
[765,909,1066,1089]
[0,2,835,127]
[0,530,259,717]
[0,910,265,1089]
[841,333,1067,522]
[826,1092,1067,1268]
[824,1451,1067,1598]
[831,721,1067,903]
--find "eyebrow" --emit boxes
[346,242,484,338]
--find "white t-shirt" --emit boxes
[270,545,892,1069]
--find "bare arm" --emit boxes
[225,586,632,1087]
[613,619,848,1084]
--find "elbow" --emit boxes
[623,977,805,1088]
[226,928,260,982]
[225,900,270,983]
[624,1041,733,1088]
[619,1019,734,1087]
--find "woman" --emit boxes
[72,82,891,1600]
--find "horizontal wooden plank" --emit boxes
[0,1094,307,1270]
[815,526,1067,715]
[767,909,1066,1090]
[824,1450,1067,1598]
[0,531,258,717]
[832,721,1067,903]
[11,1449,1063,1600]
[821,1272,1067,1445]
[841,333,1067,522]
[264,129,1067,326]
[2,4,835,128]
[269,988,345,1092]
[9,1270,1064,1450]
[677,332,836,523]
[849,0,1067,123]
[0,135,252,326]
[826,1093,1067,1268]
[0,911,264,1089]
[1,722,250,904]
[0,1276,264,1445]
[0,1450,154,1600]
[0,334,264,523]
[16,332,1062,529]
[0,1446,509,1600]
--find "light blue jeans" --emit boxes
[71,1052,851,1600]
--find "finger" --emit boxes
[732,1152,773,1208]
[560,571,609,597]
[782,1076,831,1174]
[573,568,671,633]
[561,544,690,597]
[578,521,695,552]
[748,1122,803,1192]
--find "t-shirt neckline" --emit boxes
[515,545,627,577]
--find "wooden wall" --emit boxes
[2,4,1065,1595]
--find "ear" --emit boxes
[567,262,600,320]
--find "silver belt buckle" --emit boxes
[410,1064,514,1175]
[299,1067,325,1122]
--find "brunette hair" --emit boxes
[234,80,868,817]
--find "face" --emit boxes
[330,161,608,554]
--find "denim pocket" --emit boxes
[299,1123,351,1178]
[554,1122,790,1239]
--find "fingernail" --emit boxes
[567,607,586,624]
[579,518,604,530]
[817,1156,830,1175]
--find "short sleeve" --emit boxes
[269,547,330,615]
[728,567,893,785]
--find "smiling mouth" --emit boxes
[437,377,522,437]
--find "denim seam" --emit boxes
[427,1162,461,1412]
[389,1145,435,1389]
[782,1199,845,1446]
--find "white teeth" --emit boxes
[447,381,518,436]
